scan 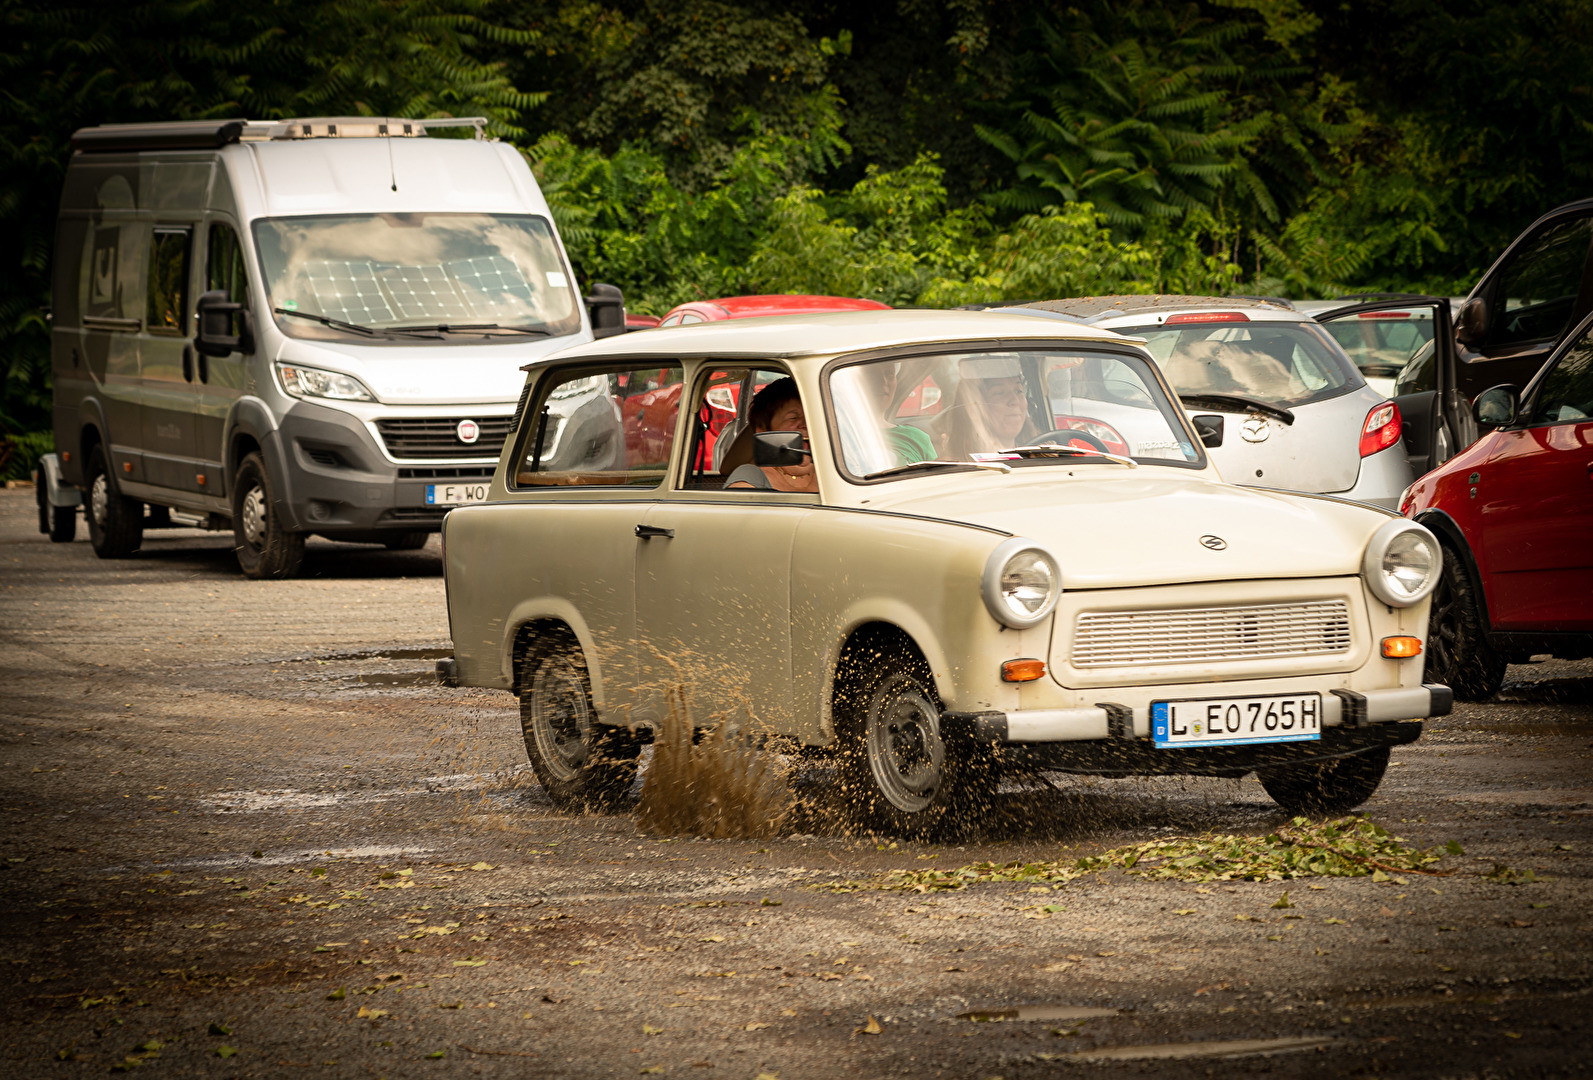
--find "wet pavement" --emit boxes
[0,487,1589,1078]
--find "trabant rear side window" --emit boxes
[512,364,684,489]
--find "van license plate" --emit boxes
[425,483,489,506]
[1152,693,1322,748]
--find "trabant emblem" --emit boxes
[1199,535,1227,550]
[456,419,480,444]
[1239,416,1270,443]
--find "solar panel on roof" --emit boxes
[305,261,396,325]
[449,255,536,320]
[380,265,472,322]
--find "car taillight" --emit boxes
[1052,415,1130,456]
[1359,401,1402,457]
[1164,311,1250,324]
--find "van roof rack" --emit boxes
[72,117,489,153]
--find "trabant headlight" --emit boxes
[981,539,1061,628]
[276,361,375,402]
[1362,519,1441,608]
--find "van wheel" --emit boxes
[384,531,430,551]
[520,640,639,812]
[232,452,305,579]
[835,646,992,839]
[84,445,143,558]
[35,478,76,542]
[1424,542,1506,701]
[1259,746,1390,816]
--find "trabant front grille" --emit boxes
[1071,600,1352,668]
[374,417,514,460]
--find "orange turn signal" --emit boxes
[1001,658,1046,682]
[1381,636,1422,659]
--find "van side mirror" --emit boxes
[195,289,253,357]
[1455,296,1489,348]
[752,431,809,467]
[585,282,626,340]
[1190,414,1223,448]
[1474,384,1519,426]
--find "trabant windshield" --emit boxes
[829,349,1201,480]
[252,213,581,343]
[1124,320,1360,407]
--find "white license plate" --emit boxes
[425,482,490,506]
[1152,693,1322,748]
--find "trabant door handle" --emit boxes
[635,524,674,539]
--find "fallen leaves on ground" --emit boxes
[819,817,1453,891]
[854,1015,882,1035]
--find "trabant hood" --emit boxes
[274,336,577,405]
[862,471,1388,590]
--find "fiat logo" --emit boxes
[1199,535,1227,550]
[456,419,480,444]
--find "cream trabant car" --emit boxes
[441,309,1452,835]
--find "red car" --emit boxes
[1401,309,1593,700]
[632,295,892,470]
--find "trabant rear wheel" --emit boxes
[1258,745,1390,816]
[520,641,639,812]
[837,655,991,838]
[232,452,305,580]
[1423,544,1505,701]
[84,445,143,558]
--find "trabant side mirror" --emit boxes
[752,430,809,467]
[1474,384,1519,427]
[195,289,253,357]
[1190,414,1223,448]
[1455,296,1489,348]
[585,282,626,340]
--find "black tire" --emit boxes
[84,445,143,558]
[232,451,305,579]
[383,531,431,551]
[34,478,75,541]
[834,644,994,838]
[519,638,640,812]
[1424,540,1506,701]
[1259,745,1390,816]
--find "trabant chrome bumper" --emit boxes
[953,683,1452,744]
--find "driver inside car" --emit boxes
[940,356,1041,459]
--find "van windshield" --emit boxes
[253,213,581,342]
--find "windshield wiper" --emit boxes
[995,444,1138,468]
[862,459,1013,481]
[273,308,441,340]
[1179,393,1295,425]
[389,323,551,336]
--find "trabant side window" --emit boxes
[830,350,1200,480]
[677,367,790,490]
[513,364,684,488]
[1529,329,1593,426]
[145,226,191,335]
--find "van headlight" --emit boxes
[1362,519,1442,607]
[276,361,376,402]
[982,538,1061,628]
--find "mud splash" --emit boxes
[635,682,793,840]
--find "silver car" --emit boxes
[993,296,1414,509]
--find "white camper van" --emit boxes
[39,117,623,577]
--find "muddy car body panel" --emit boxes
[445,309,1451,828]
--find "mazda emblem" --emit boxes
[456,419,480,445]
[1199,535,1227,550]
[1239,416,1270,443]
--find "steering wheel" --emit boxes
[1034,428,1111,453]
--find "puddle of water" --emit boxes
[1068,1036,1334,1062]
[312,646,453,662]
[197,772,499,813]
[959,1006,1119,1022]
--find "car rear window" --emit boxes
[1123,321,1362,408]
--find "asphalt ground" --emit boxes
[0,486,1589,1079]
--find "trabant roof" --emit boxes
[521,308,1139,371]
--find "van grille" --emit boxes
[374,417,513,460]
[1071,600,1352,668]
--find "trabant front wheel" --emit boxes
[838,659,992,838]
[1258,745,1390,816]
[521,642,640,812]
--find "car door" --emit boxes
[137,223,201,493]
[631,366,816,734]
[191,221,253,498]
[1475,319,1593,631]
[1460,208,1593,399]
[1316,298,1473,475]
